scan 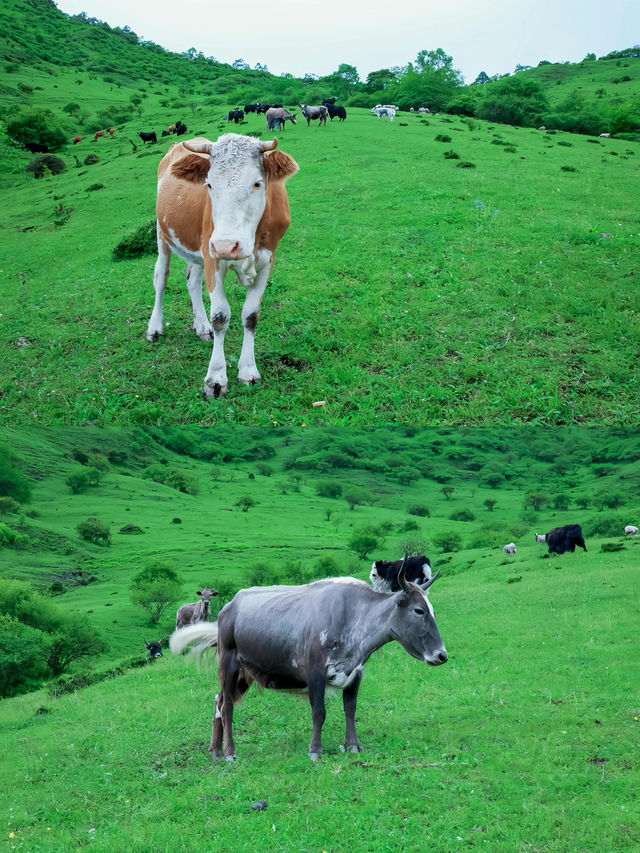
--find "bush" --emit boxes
[113,220,157,261]
[26,155,66,179]
[0,444,32,502]
[443,149,459,159]
[76,517,110,546]
[236,495,257,512]
[144,464,198,495]
[129,560,182,624]
[0,496,21,514]
[0,614,50,697]
[66,470,90,493]
[601,542,624,552]
[0,522,29,548]
[407,504,430,517]
[6,108,67,152]
[316,481,342,499]
[348,527,379,560]
[589,514,628,537]
[449,508,476,522]
[84,154,99,165]
[433,532,462,553]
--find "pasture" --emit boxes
[1,427,639,851]
[1,79,638,426]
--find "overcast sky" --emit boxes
[53,0,639,84]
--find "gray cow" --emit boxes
[170,559,447,761]
[265,107,297,131]
[176,588,217,629]
[299,104,328,126]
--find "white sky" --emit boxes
[53,0,639,84]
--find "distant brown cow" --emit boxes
[146,133,299,398]
[72,136,82,144]
[108,128,115,136]
[94,130,105,140]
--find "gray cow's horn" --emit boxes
[421,569,440,591]
[397,553,411,593]
[182,139,213,154]
[259,137,278,152]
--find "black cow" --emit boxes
[258,104,282,114]
[227,109,245,124]
[322,97,337,105]
[161,129,171,137]
[138,131,157,144]
[173,121,187,136]
[145,639,163,660]
[370,554,432,592]
[327,104,347,121]
[535,525,587,554]
[244,103,261,114]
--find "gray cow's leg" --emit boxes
[307,672,327,761]
[343,671,363,753]
[210,692,223,758]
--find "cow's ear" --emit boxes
[263,150,299,181]
[171,154,210,183]
[197,589,202,596]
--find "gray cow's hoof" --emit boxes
[203,381,228,399]
[145,329,163,342]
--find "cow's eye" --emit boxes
[204,181,211,189]
[414,607,425,616]
[253,180,263,189]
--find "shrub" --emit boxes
[344,487,369,510]
[435,134,452,142]
[6,108,67,152]
[589,514,628,537]
[236,495,257,512]
[0,496,21,514]
[129,560,182,624]
[443,149,460,159]
[601,542,624,552]
[457,161,476,168]
[66,470,90,493]
[0,614,50,697]
[86,183,104,192]
[119,524,144,534]
[433,532,462,553]
[449,508,476,522]
[76,517,110,546]
[112,220,157,261]
[407,504,430,517]
[316,481,342,499]
[26,155,66,179]
[348,527,379,560]
[84,154,99,165]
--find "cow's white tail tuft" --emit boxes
[170,622,219,668]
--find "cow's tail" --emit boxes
[170,622,219,668]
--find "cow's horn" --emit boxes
[260,137,278,152]
[182,139,213,154]
[421,569,440,591]
[397,553,411,592]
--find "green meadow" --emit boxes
[1,7,638,426]
[1,427,639,851]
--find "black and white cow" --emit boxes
[370,554,432,592]
[535,524,587,554]
[145,639,163,660]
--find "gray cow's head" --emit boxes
[389,557,447,667]
[145,640,163,659]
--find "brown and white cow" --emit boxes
[146,133,299,398]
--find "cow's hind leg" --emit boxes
[236,252,272,386]
[146,223,170,342]
[185,262,212,340]
[343,671,363,753]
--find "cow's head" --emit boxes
[145,639,163,659]
[389,556,447,667]
[172,133,298,261]
[197,588,218,605]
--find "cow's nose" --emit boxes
[438,650,448,664]
[211,239,242,259]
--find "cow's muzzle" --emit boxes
[425,649,448,666]
[210,239,246,260]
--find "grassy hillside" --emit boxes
[1,427,638,851]
[1,2,638,426]
[1,109,637,426]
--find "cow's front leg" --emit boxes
[203,261,230,398]
[185,262,212,340]
[146,224,170,342]
[343,670,363,753]
[307,671,327,761]
[236,251,272,385]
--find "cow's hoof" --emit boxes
[210,750,221,761]
[193,322,213,341]
[309,751,322,762]
[224,754,236,762]
[203,381,228,399]
[345,743,363,753]
[145,330,162,342]
[238,377,262,388]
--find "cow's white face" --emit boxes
[204,135,267,261]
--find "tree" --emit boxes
[6,108,67,152]
[477,76,549,127]
[236,495,257,512]
[0,614,50,697]
[433,532,462,553]
[129,561,182,624]
[551,493,570,510]
[348,527,379,560]
[407,504,430,517]
[316,481,342,498]
[66,470,90,493]
[344,487,368,510]
[484,499,498,512]
[441,486,454,500]
[473,71,490,85]
[524,492,547,511]
[46,616,106,676]
[0,444,31,503]
[365,68,397,92]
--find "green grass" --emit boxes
[1,427,639,850]
[1,107,638,426]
